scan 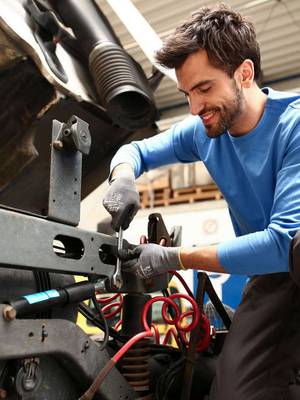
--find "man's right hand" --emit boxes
[102,165,140,231]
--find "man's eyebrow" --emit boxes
[178,79,214,94]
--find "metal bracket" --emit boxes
[48,116,91,226]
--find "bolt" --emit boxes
[3,305,16,321]
[41,328,48,342]
[94,279,107,293]
[52,140,63,150]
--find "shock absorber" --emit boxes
[119,293,153,400]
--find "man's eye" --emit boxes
[198,87,211,93]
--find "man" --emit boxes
[103,4,300,400]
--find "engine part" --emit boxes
[119,294,153,399]
[3,280,105,320]
[0,3,159,214]
[48,0,157,130]
[15,358,42,396]
[112,227,124,289]
[120,340,152,400]
[24,0,68,83]
[0,304,137,400]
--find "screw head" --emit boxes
[52,140,63,150]
[3,306,16,321]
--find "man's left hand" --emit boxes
[120,243,183,279]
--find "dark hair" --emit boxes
[155,4,261,81]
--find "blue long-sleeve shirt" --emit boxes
[110,88,300,275]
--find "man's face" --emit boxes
[176,50,245,138]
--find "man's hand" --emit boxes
[103,166,140,231]
[120,243,184,279]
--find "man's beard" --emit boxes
[201,80,244,138]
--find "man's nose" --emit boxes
[188,96,205,116]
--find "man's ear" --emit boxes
[239,59,254,88]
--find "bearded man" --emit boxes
[103,4,300,399]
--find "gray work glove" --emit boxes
[102,169,140,231]
[120,243,184,279]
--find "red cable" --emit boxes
[79,330,153,400]
[150,323,160,344]
[163,327,181,347]
[142,293,201,348]
[112,331,153,363]
[114,319,122,331]
[80,240,211,399]
[169,270,195,299]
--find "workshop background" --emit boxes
[80,0,300,309]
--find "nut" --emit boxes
[3,305,16,321]
[52,140,63,150]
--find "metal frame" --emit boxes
[0,305,137,399]
[0,206,115,276]
[0,116,168,294]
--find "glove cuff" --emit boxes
[166,246,186,271]
[109,164,135,184]
[178,247,187,270]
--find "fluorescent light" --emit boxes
[240,0,275,10]
[105,0,177,82]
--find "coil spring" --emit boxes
[96,293,123,329]
[119,339,153,400]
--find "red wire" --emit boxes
[163,327,181,347]
[79,246,211,399]
[150,323,160,344]
[169,270,195,299]
[79,330,154,400]
[114,319,122,331]
[142,293,200,348]
[142,296,181,331]
[112,331,153,363]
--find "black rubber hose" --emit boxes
[48,0,157,129]
[91,293,109,351]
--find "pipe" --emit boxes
[49,0,157,130]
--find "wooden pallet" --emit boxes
[171,184,222,204]
[140,188,171,208]
[139,184,222,208]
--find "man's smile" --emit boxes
[200,110,218,125]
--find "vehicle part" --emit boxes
[112,227,124,289]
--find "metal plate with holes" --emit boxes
[48,119,82,226]
[0,207,168,293]
[0,207,115,277]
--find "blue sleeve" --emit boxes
[218,123,300,275]
[110,116,200,177]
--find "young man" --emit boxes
[103,4,300,399]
